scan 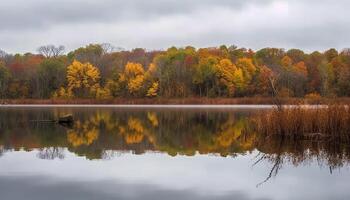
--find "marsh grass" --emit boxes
[253,104,350,141]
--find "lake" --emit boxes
[0,106,349,200]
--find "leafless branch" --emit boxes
[256,155,282,187]
[37,45,65,58]
[0,49,7,58]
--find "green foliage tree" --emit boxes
[193,56,218,97]
[154,47,195,97]
[0,62,11,99]
[38,59,66,98]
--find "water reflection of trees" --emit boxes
[37,147,65,160]
[0,108,349,174]
[62,110,256,159]
[0,109,255,159]
[0,146,5,157]
[253,136,350,186]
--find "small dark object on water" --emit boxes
[57,114,74,128]
[30,114,74,127]
[58,114,74,123]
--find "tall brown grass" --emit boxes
[253,104,350,141]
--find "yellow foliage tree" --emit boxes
[65,60,101,98]
[146,82,159,97]
[127,75,144,94]
[125,62,145,77]
[105,79,122,97]
[52,87,73,99]
[233,68,245,91]
[145,63,157,78]
[117,62,146,96]
[236,58,256,84]
[95,87,112,100]
[215,59,237,96]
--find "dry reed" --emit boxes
[253,104,350,141]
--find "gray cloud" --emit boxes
[0,0,349,53]
[0,0,270,30]
[0,175,271,200]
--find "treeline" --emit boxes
[0,44,350,99]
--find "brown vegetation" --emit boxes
[252,104,350,141]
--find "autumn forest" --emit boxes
[0,44,350,100]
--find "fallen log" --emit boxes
[30,114,74,125]
[58,114,74,123]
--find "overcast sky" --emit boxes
[0,0,349,53]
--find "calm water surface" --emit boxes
[0,106,349,200]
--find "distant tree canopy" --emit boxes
[37,45,65,58]
[0,44,350,99]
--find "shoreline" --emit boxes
[0,104,333,110]
[0,104,276,108]
[0,97,349,105]
[0,97,348,109]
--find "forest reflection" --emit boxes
[0,108,349,171]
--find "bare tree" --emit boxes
[101,43,115,54]
[341,48,350,56]
[101,43,124,54]
[0,49,7,59]
[37,45,65,58]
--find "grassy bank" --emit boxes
[1,97,350,105]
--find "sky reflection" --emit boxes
[0,150,349,200]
